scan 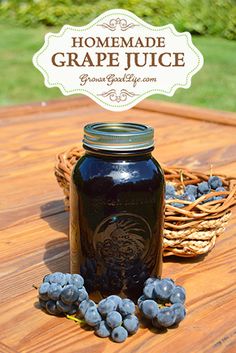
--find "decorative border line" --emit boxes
[98,89,138,102]
[97,17,139,31]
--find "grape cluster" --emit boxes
[138,277,186,329]
[165,175,226,208]
[81,296,139,343]
[38,272,88,315]
[38,273,139,343]
[38,272,186,343]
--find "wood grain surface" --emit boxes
[0,97,236,353]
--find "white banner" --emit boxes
[33,9,204,111]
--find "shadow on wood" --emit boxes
[43,238,70,273]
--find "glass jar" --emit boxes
[70,122,165,301]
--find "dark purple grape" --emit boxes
[208,176,222,190]
[95,320,111,338]
[141,299,159,319]
[84,307,102,327]
[118,299,135,316]
[46,300,61,315]
[38,282,50,301]
[170,286,186,304]
[98,298,116,316]
[47,283,62,301]
[111,326,128,343]
[123,314,139,335]
[156,306,176,327]
[106,311,122,329]
[60,285,79,304]
[154,278,175,301]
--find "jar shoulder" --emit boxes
[73,154,164,183]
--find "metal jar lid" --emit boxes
[83,122,154,152]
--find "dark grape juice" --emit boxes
[70,123,164,300]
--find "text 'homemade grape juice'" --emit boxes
[70,122,165,300]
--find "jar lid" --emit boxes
[83,122,154,152]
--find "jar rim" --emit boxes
[83,122,154,152]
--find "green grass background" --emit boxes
[0,21,236,111]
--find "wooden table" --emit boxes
[1,97,236,353]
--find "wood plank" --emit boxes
[1,96,236,126]
[0,96,93,119]
[0,342,19,353]
[136,100,236,126]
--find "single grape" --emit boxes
[170,286,186,304]
[95,320,111,338]
[84,306,102,327]
[111,326,128,343]
[60,285,79,304]
[106,311,122,329]
[78,299,96,318]
[123,314,139,335]
[154,278,175,301]
[106,295,122,309]
[98,298,116,316]
[49,272,67,286]
[118,299,135,316]
[38,282,50,301]
[198,181,210,194]
[68,274,84,288]
[141,299,159,320]
[56,300,74,314]
[46,300,61,315]
[156,307,176,327]
[185,184,198,197]
[47,283,62,301]
[208,176,222,190]
[143,283,155,299]
[76,287,89,303]
[172,303,186,324]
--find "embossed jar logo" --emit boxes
[93,213,152,268]
[33,9,203,111]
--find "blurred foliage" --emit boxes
[0,0,235,39]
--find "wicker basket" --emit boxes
[55,146,236,257]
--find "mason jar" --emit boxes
[70,122,164,301]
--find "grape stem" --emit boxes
[179,170,185,189]
[66,314,84,324]
[210,164,213,177]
